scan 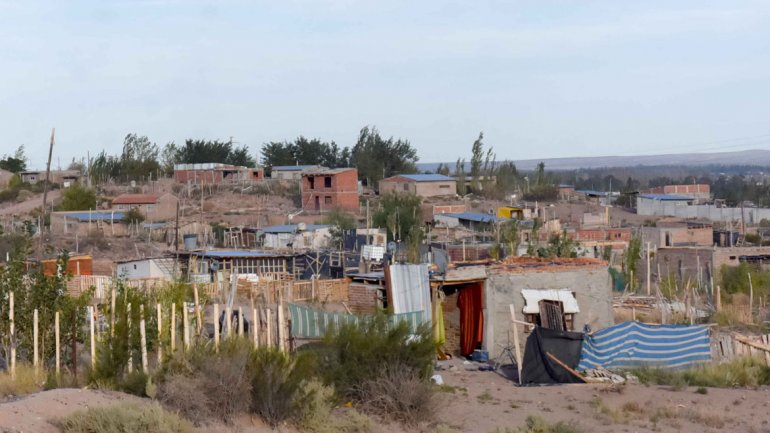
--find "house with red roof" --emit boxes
[112,193,178,221]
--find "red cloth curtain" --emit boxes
[457,283,484,356]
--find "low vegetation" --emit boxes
[0,364,45,398]
[491,415,582,433]
[56,403,192,433]
[632,357,770,388]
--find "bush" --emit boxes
[355,366,437,425]
[317,314,435,401]
[0,364,45,398]
[56,403,192,433]
[59,183,97,211]
[157,339,252,424]
[491,415,582,433]
[632,357,770,388]
[250,348,316,427]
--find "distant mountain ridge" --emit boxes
[417,149,770,172]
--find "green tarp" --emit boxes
[289,303,428,339]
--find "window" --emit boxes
[440,184,450,189]
[324,176,332,188]
[325,196,332,205]
[403,183,409,191]
[308,177,315,189]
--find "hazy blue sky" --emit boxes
[2,0,769,168]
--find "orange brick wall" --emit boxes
[347,283,379,313]
[301,169,359,212]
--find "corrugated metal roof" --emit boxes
[440,212,505,223]
[272,165,320,171]
[112,194,163,205]
[639,194,693,201]
[260,224,329,234]
[388,264,431,321]
[189,250,288,258]
[392,174,454,182]
[576,190,607,197]
[63,211,126,222]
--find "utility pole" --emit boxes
[39,128,55,257]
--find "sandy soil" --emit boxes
[0,190,61,216]
[3,365,769,433]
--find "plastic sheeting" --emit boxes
[388,264,432,323]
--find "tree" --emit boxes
[88,134,162,184]
[373,192,424,261]
[59,183,96,211]
[350,126,418,190]
[0,145,27,173]
[470,132,484,192]
[435,163,450,176]
[322,208,357,249]
[160,142,179,176]
[455,159,467,195]
[537,230,580,258]
[174,139,255,167]
[260,137,350,171]
[122,208,145,226]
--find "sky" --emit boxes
[1,0,769,169]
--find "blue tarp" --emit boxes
[577,321,711,371]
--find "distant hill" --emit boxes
[418,149,770,172]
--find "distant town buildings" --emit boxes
[20,169,81,186]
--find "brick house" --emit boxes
[112,193,179,221]
[20,169,81,186]
[378,174,456,198]
[301,168,359,213]
[640,184,710,203]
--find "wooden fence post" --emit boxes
[277,302,286,352]
[238,306,244,337]
[170,302,176,352]
[252,307,259,348]
[9,291,14,378]
[182,302,190,351]
[140,307,148,373]
[214,303,220,352]
[225,306,232,338]
[156,303,163,365]
[33,309,39,371]
[266,308,273,348]
[194,284,202,335]
[509,304,523,385]
[55,311,61,377]
[89,306,96,369]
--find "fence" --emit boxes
[712,332,770,365]
[201,277,350,304]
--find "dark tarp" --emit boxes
[521,326,584,385]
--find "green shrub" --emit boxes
[632,358,770,388]
[491,415,582,433]
[250,347,316,427]
[56,403,192,433]
[355,366,437,425]
[317,314,435,401]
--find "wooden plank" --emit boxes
[545,352,586,383]
[509,304,523,385]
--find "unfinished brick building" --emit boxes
[300,168,359,213]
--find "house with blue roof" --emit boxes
[379,173,456,198]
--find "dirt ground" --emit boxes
[3,362,770,433]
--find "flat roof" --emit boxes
[188,250,289,259]
[386,174,454,182]
[272,165,320,171]
[638,194,693,201]
[302,167,356,175]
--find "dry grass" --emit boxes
[157,374,213,426]
[356,367,438,425]
[490,415,583,433]
[591,396,727,429]
[632,357,770,388]
[56,403,192,433]
[0,364,45,398]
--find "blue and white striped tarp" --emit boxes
[289,304,428,339]
[577,321,711,371]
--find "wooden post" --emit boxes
[277,303,286,351]
[140,309,148,373]
[266,308,273,348]
[127,303,133,372]
[9,291,14,378]
[110,287,116,338]
[193,284,202,335]
[748,273,754,319]
[170,303,176,352]
[252,307,259,348]
[55,311,61,377]
[156,303,163,365]
[182,302,190,351]
[716,285,722,311]
[508,304,523,385]
[646,242,651,296]
[214,303,220,352]
[89,306,96,369]
[33,309,39,370]
[238,306,244,337]
[225,306,232,338]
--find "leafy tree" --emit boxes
[623,235,642,291]
[0,145,27,173]
[174,139,255,167]
[89,134,162,184]
[260,137,350,170]
[350,126,418,190]
[435,163,450,176]
[59,183,96,211]
[470,132,484,192]
[373,192,424,261]
[160,142,179,176]
[322,208,357,249]
[455,158,467,196]
[537,230,580,258]
[123,208,145,226]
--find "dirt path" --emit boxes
[0,190,61,216]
